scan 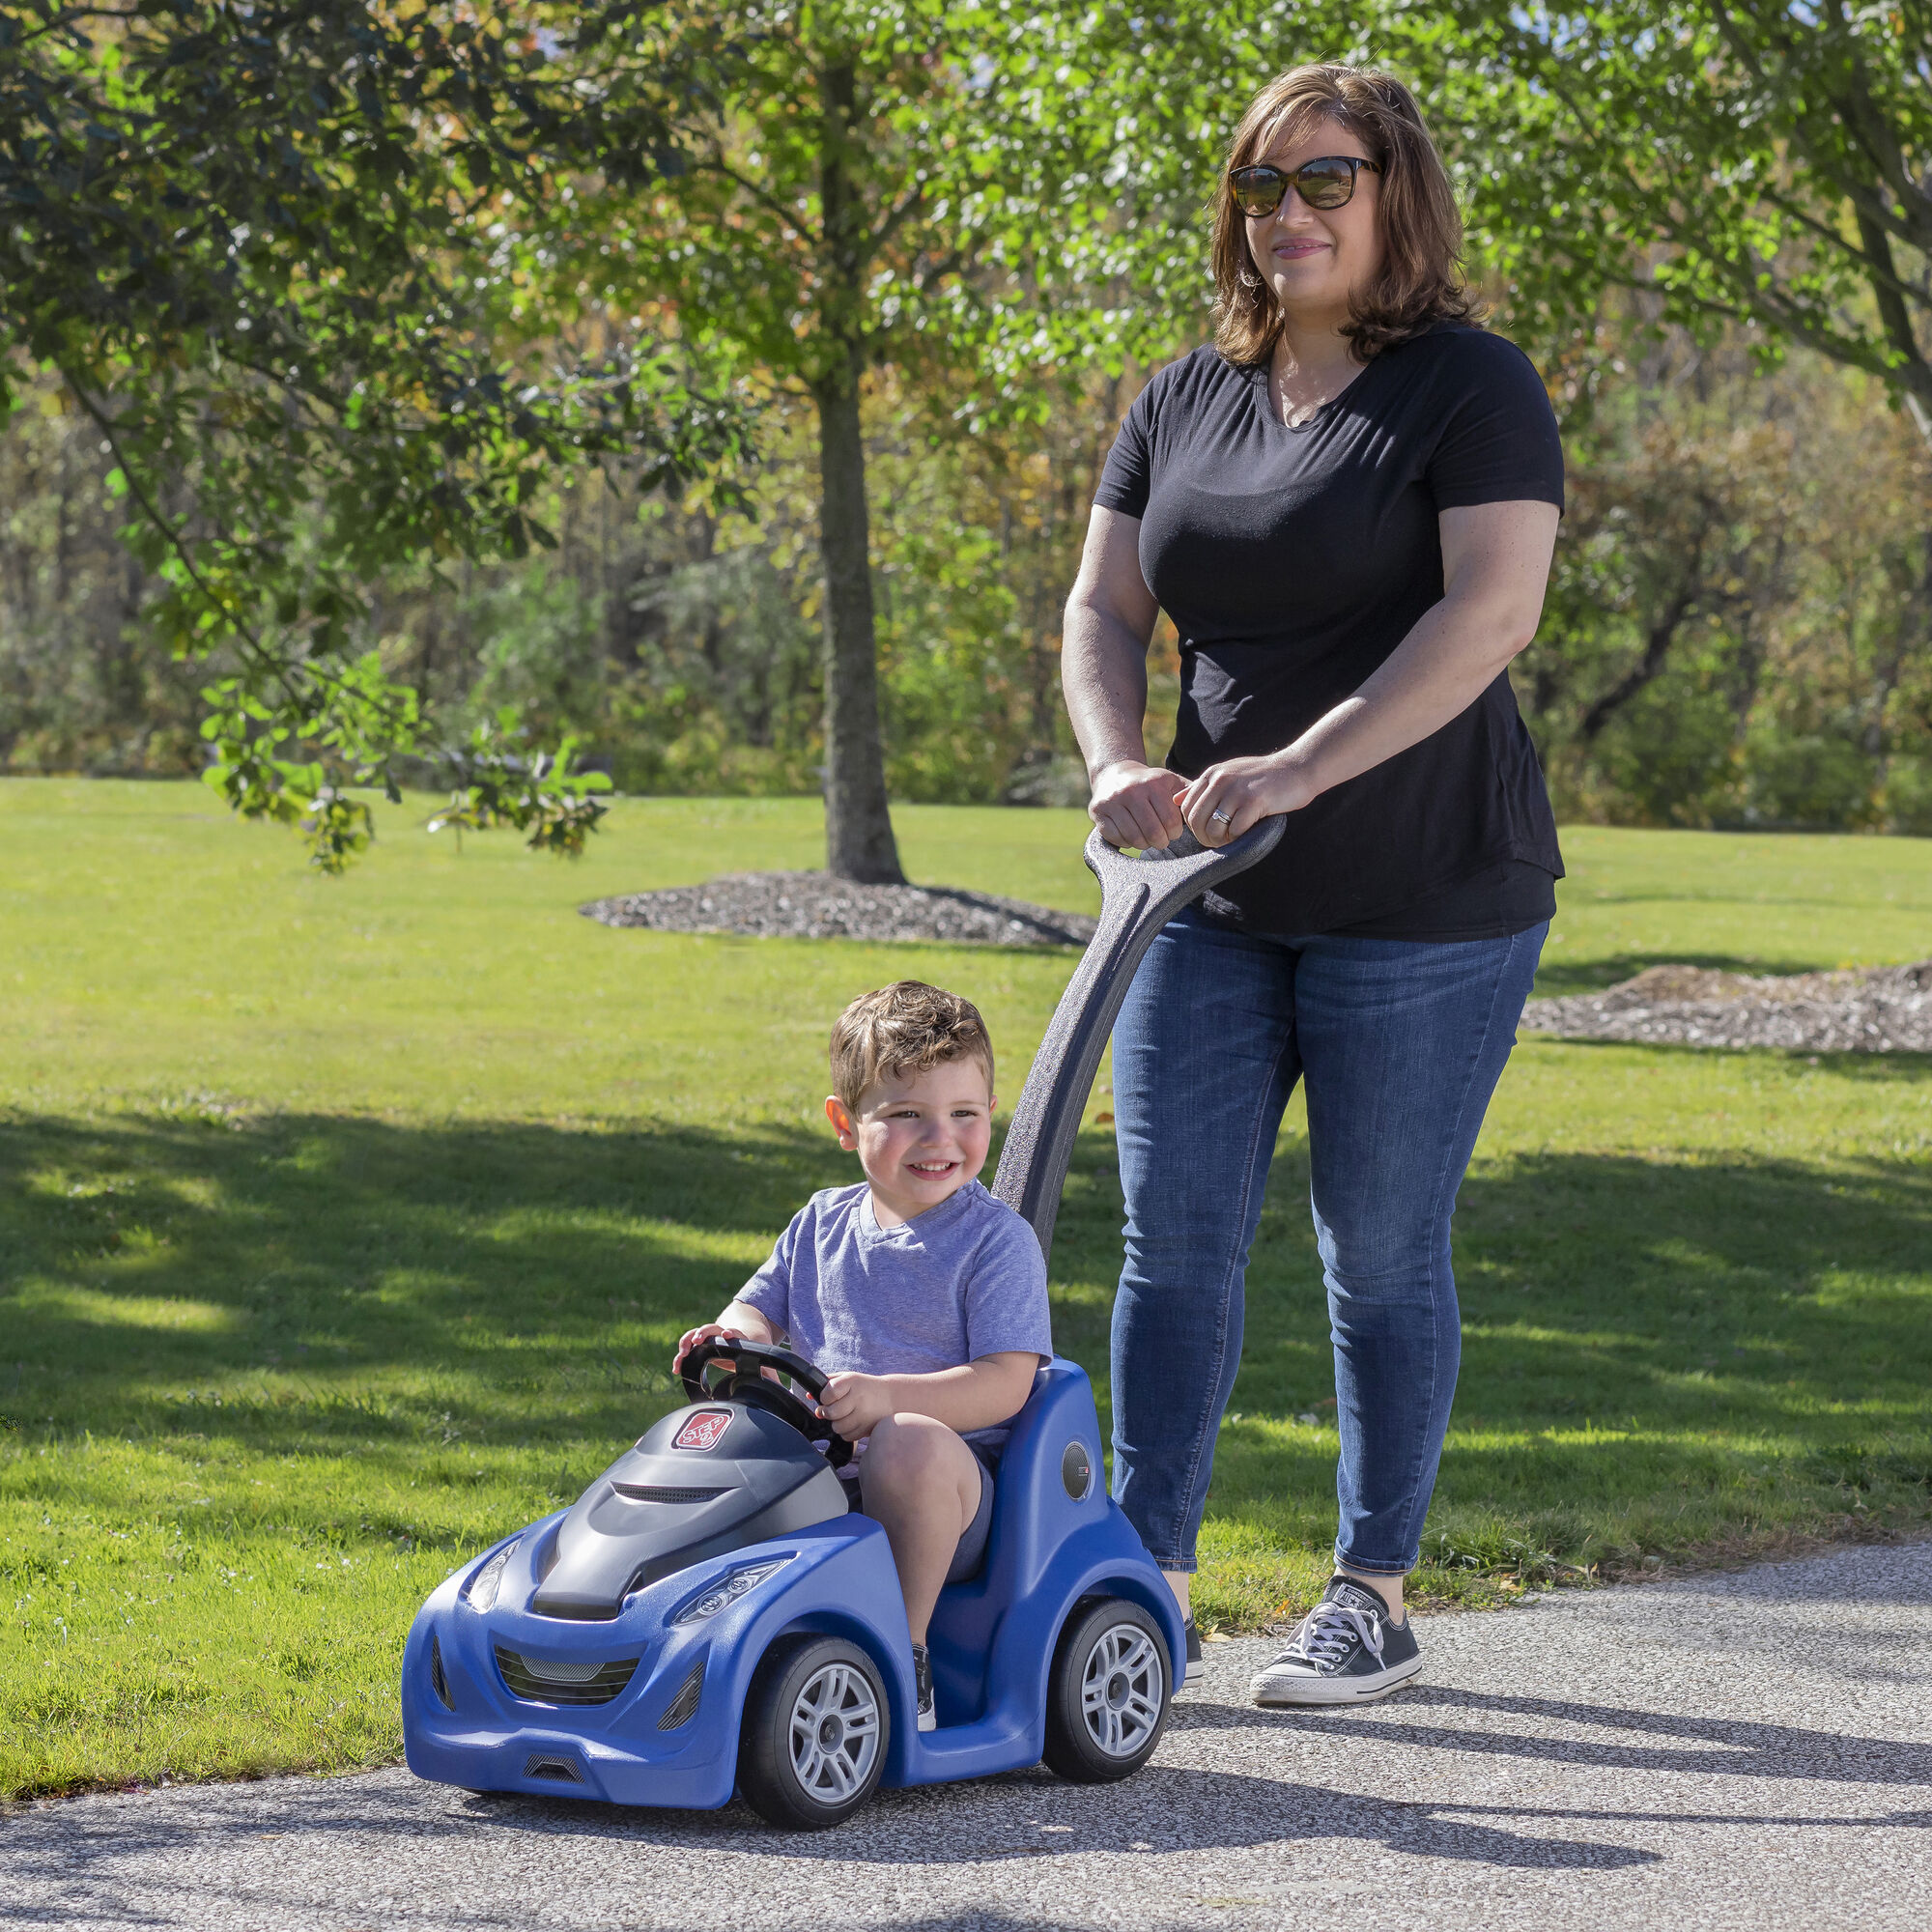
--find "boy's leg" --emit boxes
[858,1415,984,1643]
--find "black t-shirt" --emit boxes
[1094,324,1566,939]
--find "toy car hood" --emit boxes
[532,1403,847,1620]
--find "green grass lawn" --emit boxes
[4,778,1931,1800]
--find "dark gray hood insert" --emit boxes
[528,1403,846,1621]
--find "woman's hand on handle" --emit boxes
[1090,759,1189,850]
[1178,752,1316,847]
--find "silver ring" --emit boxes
[1210,808,1232,824]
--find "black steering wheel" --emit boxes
[677,1338,853,1469]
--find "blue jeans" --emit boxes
[1108,906,1547,1577]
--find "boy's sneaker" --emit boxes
[1249,1576,1422,1707]
[1182,1616,1205,1686]
[912,1641,936,1731]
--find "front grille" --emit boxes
[496,1646,641,1706]
[657,1657,705,1731]
[430,1634,452,1710]
[611,1484,728,1504]
[523,1752,583,1783]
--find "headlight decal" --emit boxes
[668,1556,792,1626]
[464,1538,520,1614]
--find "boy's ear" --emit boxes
[825,1094,859,1149]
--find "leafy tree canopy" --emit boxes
[568,1,1194,397]
[1400,2,1932,437]
[0,0,747,867]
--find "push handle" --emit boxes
[990,816,1285,1267]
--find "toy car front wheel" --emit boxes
[738,1634,890,1830]
[1043,1597,1171,1782]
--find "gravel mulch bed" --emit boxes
[1522,960,1932,1053]
[580,870,1098,948]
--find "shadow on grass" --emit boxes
[0,1112,855,1454]
[1529,951,1843,998]
[4,1111,1931,1554]
[1513,1035,1932,1092]
[1727,1047,1932,1091]
[1051,1123,1932,1569]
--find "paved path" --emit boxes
[5,1542,1930,1931]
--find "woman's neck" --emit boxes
[1266,313,1362,425]
[1272,310,1356,384]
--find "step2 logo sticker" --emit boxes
[673,1408,733,1452]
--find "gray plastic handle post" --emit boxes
[990,816,1286,1268]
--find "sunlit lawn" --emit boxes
[4,778,1930,1798]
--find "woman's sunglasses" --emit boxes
[1229,156,1381,216]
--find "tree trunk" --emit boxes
[810,54,900,883]
[813,360,903,882]
[1578,584,1698,741]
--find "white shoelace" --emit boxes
[1275,1600,1384,1673]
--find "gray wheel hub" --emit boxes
[1079,1623,1163,1758]
[787,1660,881,1802]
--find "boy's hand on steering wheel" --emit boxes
[817,1372,893,1443]
[673,1322,745,1374]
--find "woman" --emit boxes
[1062,63,1564,1706]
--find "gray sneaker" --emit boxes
[1249,1576,1422,1707]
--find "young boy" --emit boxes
[673,980,1050,1731]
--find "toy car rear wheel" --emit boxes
[1042,1597,1171,1782]
[738,1634,890,1830]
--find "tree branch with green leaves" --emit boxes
[1399,1,1932,440]
[0,0,748,869]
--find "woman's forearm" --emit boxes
[1063,507,1192,848]
[1179,587,1532,833]
[1063,596,1153,777]
[1062,505,1161,779]
[1283,587,1535,799]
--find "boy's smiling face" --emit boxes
[826,1056,995,1227]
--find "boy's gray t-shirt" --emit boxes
[739,1179,1051,1452]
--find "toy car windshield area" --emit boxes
[402,817,1284,1828]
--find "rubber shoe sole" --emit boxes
[1249,1648,1424,1707]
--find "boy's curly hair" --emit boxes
[829,981,995,1115]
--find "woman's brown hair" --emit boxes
[1211,63,1481,366]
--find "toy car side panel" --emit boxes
[890,1512,1177,1785]
[926,1358,1184,1693]
[883,1356,1183,1788]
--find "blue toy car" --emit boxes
[401,817,1282,1828]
